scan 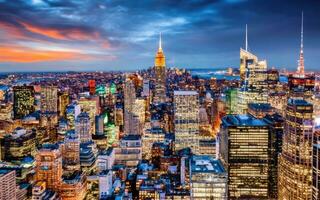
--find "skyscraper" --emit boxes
[174,91,199,153]
[278,99,314,199]
[124,79,136,134]
[75,112,92,143]
[219,114,270,199]
[153,33,166,104]
[13,85,35,119]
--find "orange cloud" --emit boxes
[19,21,101,41]
[0,45,89,62]
[0,21,29,40]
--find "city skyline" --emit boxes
[0,0,320,72]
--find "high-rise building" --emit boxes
[58,91,69,117]
[40,85,58,114]
[35,144,62,191]
[124,79,141,135]
[237,26,268,114]
[62,131,80,171]
[190,155,227,199]
[13,85,35,119]
[0,169,16,200]
[174,91,199,153]
[263,113,284,199]
[153,33,166,104]
[66,102,81,130]
[75,112,92,143]
[114,135,142,168]
[3,128,37,161]
[79,96,99,134]
[278,99,314,200]
[225,88,237,114]
[219,114,270,199]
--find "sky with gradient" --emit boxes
[0,0,319,72]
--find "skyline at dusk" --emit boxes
[1,0,320,72]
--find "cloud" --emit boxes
[19,21,101,41]
[0,43,116,63]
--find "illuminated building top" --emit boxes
[154,33,165,67]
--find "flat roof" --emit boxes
[288,98,312,106]
[191,155,225,173]
[222,114,268,127]
[174,90,198,96]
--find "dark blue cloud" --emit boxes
[0,0,320,71]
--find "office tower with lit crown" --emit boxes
[13,85,35,119]
[237,26,268,114]
[0,169,16,200]
[153,34,166,104]
[35,144,62,191]
[278,99,314,200]
[40,85,58,114]
[174,91,200,153]
[219,114,270,199]
[75,112,92,143]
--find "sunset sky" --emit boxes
[0,0,320,72]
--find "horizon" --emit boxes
[1,0,320,72]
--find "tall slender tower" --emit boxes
[297,12,304,75]
[278,99,314,199]
[153,33,166,104]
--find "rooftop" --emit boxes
[191,155,225,173]
[222,114,267,127]
[288,98,312,106]
[174,90,198,96]
[248,103,273,111]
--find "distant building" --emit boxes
[40,85,58,114]
[174,91,199,153]
[13,86,35,119]
[75,112,92,143]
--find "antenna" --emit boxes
[159,32,162,50]
[301,11,303,53]
[245,24,248,51]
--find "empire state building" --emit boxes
[153,33,166,104]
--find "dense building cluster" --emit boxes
[0,16,320,200]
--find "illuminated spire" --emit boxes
[245,24,248,51]
[297,12,305,74]
[155,32,165,67]
[159,32,162,51]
